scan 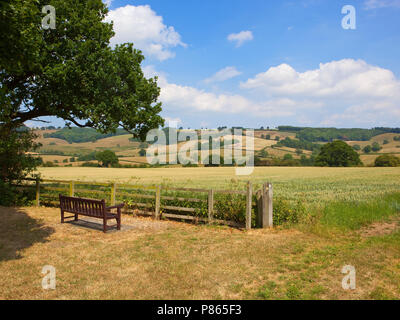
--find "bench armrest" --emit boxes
[106,203,125,210]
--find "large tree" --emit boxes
[1,0,164,137]
[96,150,118,168]
[0,0,164,203]
[315,140,362,167]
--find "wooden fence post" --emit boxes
[246,181,252,230]
[256,184,267,228]
[266,183,273,228]
[69,181,75,197]
[111,182,117,206]
[256,183,274,228]
[155,185,161,219]
[256,190,262,227]
[208,189,214,223]
[261,183,268,228]
[35,178,40,207]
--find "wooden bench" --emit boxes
[59,195,124,233]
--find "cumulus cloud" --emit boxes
[241,59,400,126]
[364,0,400,9]
[204,67,242,84]
[241,59,400,99]
[105,5,186,61]
[145,67,292,117]
[144,60,400,127]
[227,31,253,47]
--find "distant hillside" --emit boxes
[33,126,400,167]
[43,127,135,143]
[277,126,400,142]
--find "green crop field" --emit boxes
[37,166,400,203]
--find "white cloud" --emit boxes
[241,59,400,99]
[145,60,400,127]
[241,59,400,126]
[204,67,242,84]
[364,0,400,9]
[105,5,186,61]
[146,68,292,117]
[227,31,253,47]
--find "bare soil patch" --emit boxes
[359,217,400,238]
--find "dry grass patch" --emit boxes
[359,218,400,238]
[1,206,400,300]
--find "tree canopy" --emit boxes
[315,140,362,167]
[43,127,134,143]
[96,150,118,168]
[0,0,164,204]
[375,155,400,167]
[277,126,400,142]
[1,0,164,138]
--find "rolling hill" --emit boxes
[33,128,400,167]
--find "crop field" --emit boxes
[37,167,400,204]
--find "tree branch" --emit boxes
[66,117,93,128]
[12,109,51,126]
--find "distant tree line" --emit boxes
[275,137,321,152]
[44,127,133,144]
[277,126,400,142]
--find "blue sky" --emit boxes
[35,0,400,129]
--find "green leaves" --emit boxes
[315,140,362,167]
[95,150,118,167]
[1,0,164,137]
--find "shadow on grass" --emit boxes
[0,207,54,262]
[67,217,133,233]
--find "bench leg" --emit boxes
[117,208,121,231]
[74,213,79,221]
[61,210,65,223]
[103,218,107,233]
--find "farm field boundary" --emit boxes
[15,178,274,230]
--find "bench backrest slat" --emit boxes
[59,195,106,218]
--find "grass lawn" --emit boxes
[1,205,399,300]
